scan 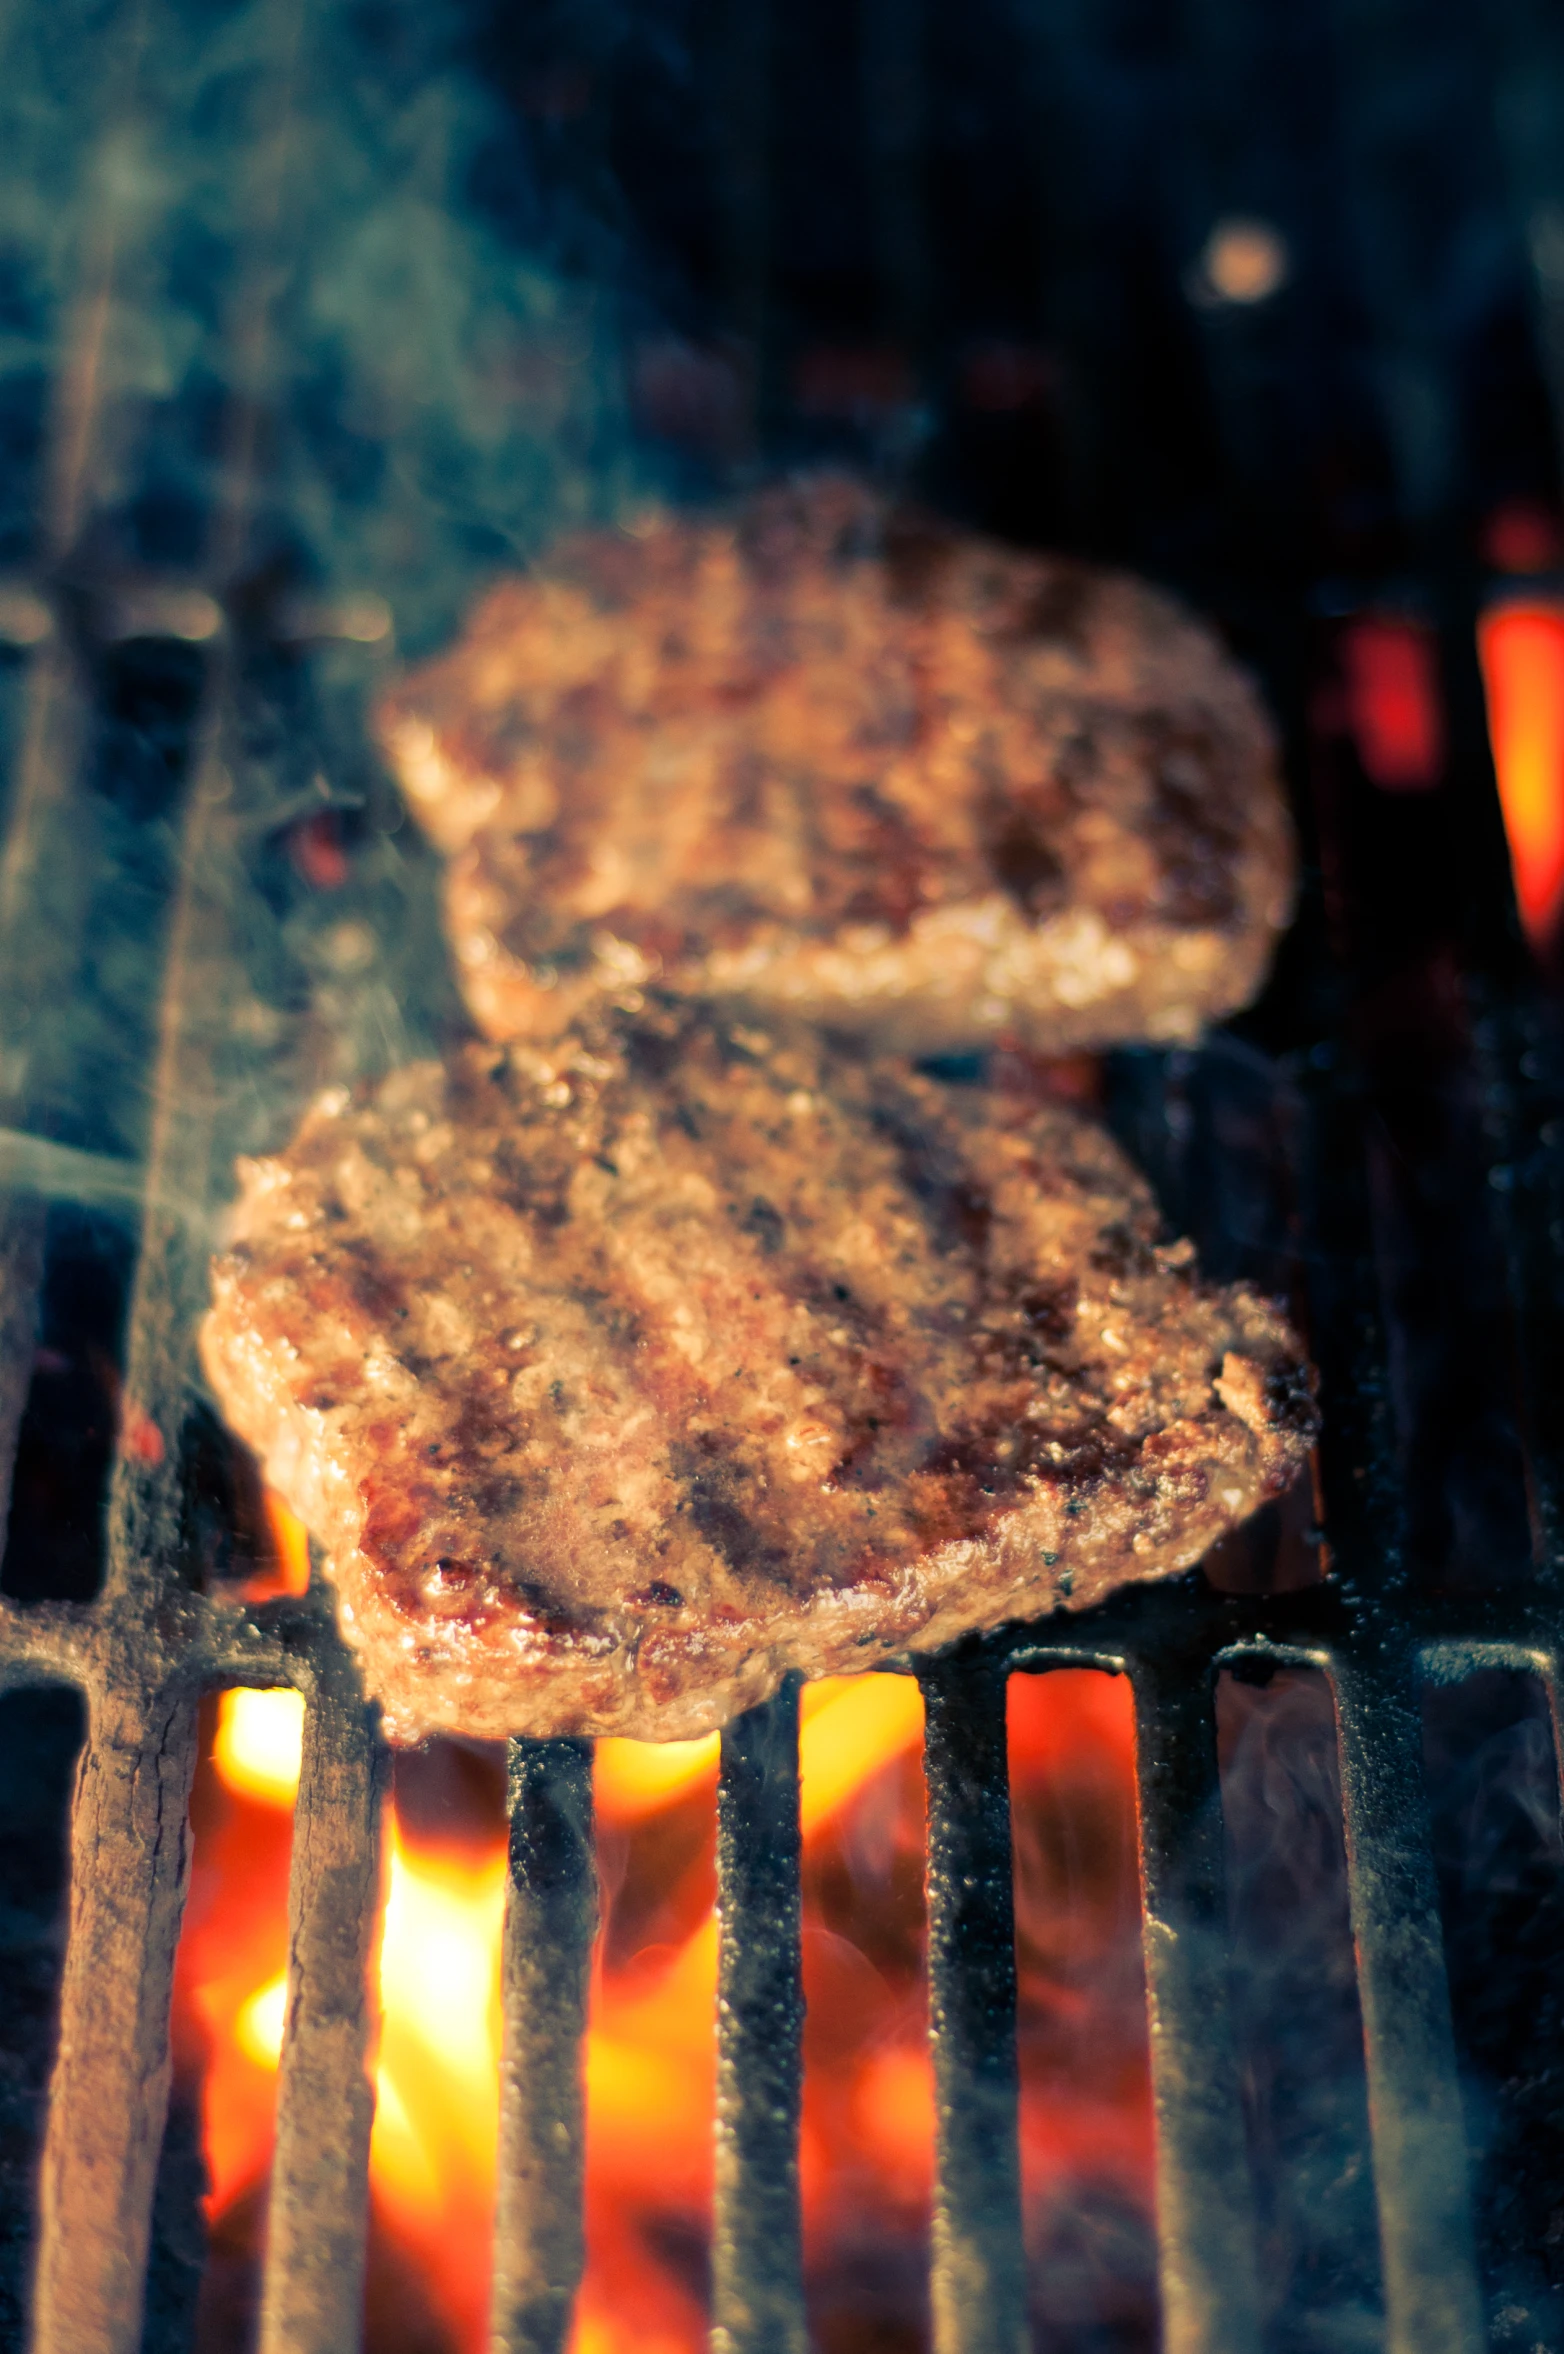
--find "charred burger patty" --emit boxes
[201,1007,1316,1742]
[376,476,1295,1056]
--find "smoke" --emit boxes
[0,0,649,1183]
[1216,1669,1383,2354]
[0,0,630,646]
[1423,1670,1564,2352]
[1219,1665,1564,2354]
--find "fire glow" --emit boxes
[175,1506,1153,2350]
[1338,615,1444,793]
[1478,602,1564,949]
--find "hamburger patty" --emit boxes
[376,477,1294,1056]
[200,1008,1316,1742]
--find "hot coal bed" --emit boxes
[0,1,1561,2351]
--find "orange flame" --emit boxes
[178,1637,1152,2349]
[187,1684,505,2350]
[229,1488,313,1605]
[1009,1671,1154,2219]
[1477,602,1564,947]
[574,1673,932,2354]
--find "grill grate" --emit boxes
[2,0,1564,2349]
[5,852,1546,2354]
[0,646,1548,2354]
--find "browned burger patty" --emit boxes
[376,476,1294,1056]
[200,1006,1316,1743]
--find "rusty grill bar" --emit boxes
[1,1,1563,2350]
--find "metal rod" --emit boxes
[921,1653,1026,2354]
[99,684,235,1606]
[712,1678,806,2354]
[29,1682,198,2354]
[1332,1652,1486,2354]
[1467,992,1564,1573]
[1131,1653,1262,2354]
[0,1196,43,1563]
[258,1664,386,2354]
[0,642,98,1534]
[490,1737,596,2354]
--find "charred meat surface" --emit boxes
[376,477,1294,1055]
[200,1006,1316,1742]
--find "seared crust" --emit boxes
[200,1007,1317,1742]
[376,477,1294,1054]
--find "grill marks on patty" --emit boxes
[200,1004,1318,1742]
[375,474,1296,1055]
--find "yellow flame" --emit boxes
[236,1971,288,2069]
[212,1687,304,1809]
[572,2316,696,2354]
[584,1912,719,2183]
[594,1731,719,1820]
[592,1673,925,1828]
[370,2067,443,2213]
[201,1669,923,2354]
[210,1797,508,2267]
[799,1674,924,1836]
[369,1820,507,2227]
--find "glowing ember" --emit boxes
[1339,616,1444,792]
[1477,602,1564,948]
[1009,1668,1155,2328]
[178,1619,1151,2349]
[1193,217,1289,307]
[1481,501,1563,577]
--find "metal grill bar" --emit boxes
[0,640,96,1070]
[1472,998,1564,1574]
[259,1658,386,2354]
[920,1654,1025,2354]
[1129,1653,1263,2354]
[0,1198,43,1521]
[27,701,240,2353]
[29,1682,197,2354]
[1333,1653,1486,2354]
[101,736,235,1608]
[491,1737,596,2354]
[0,633,99,1602]
[712,1679,806,2354]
